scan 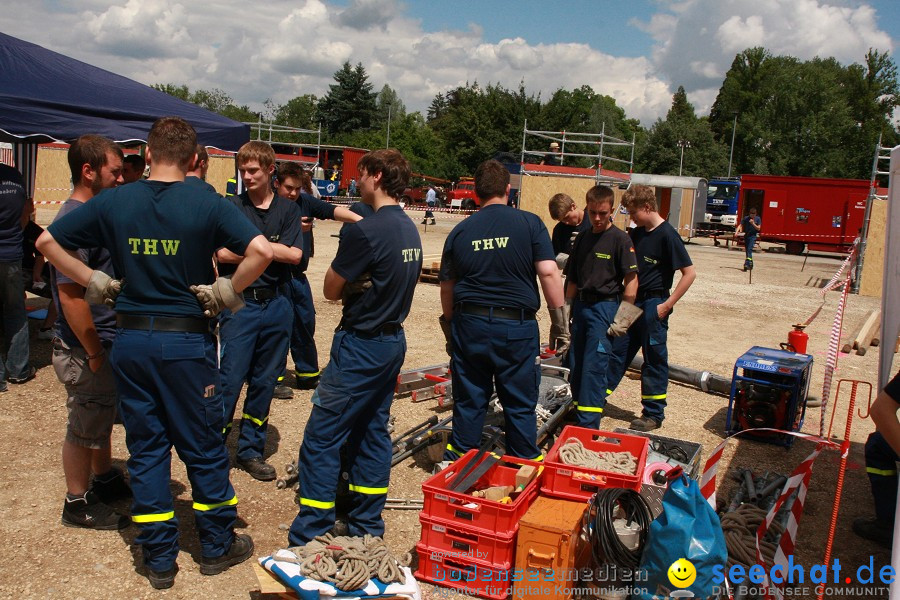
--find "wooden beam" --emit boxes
[856,310,881,356]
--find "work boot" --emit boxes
[199,533,254,576]
[421,219,428,225]
[236,456,276,481]
[629,416,662,432]
[62,490,130,530]
[429,219,436,225]
[147,564,178,589]
[273,384,293,399]
[90,467,132,503]
[852,517,893,549]
[295,375,320,391]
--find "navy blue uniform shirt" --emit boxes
[47,180,259,317]
[440,204,554,312]
[741,215,761,236]
[0,164,27,261]
[184,176,219,195]
[293,192,337,274]
[332,205,421,333]
[218,192,302,289]
[630,221,692,293]
[565,225,638,296]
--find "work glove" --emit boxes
[555,253,569,270]
[607,301,643,337]
[438,314,453,357]
[84,270,122,307]
[189,276,244,318]
[548,304,571,360]
[342,272,372,305]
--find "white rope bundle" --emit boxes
[282,533,410,590]
[558,437,637,475]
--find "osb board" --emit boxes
[207,153,236,196]
[34,145,71,204]
[677,188,698,238]
[517,174,630,231]
[859,196,887,298]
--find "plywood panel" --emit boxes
[33,146,71,225]
[859,197,887,298]
[207,153,236,196]
[517,174,630,231]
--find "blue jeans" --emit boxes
[1,260,31,382]
[744,235,757,268]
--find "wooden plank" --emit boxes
[856,310,881,356]
[872,321,882,347]
[859,197,888,297]
[842,312,870,353]
[253,562,296,598]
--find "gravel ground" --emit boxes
[0,210,895,599]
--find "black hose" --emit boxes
[587,488,653,571]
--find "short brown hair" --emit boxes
[357,149,410,199]
[622,184,657,212]
[236,141,276,171]
[193,144,209,167]
[548,193,575,220]
[68,135,123,186]
[474,159,509,201]
[123,153,146,172]
[147,117,197,169]
[277,161,303,183]
[585,185,614,207]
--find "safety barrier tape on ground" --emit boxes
[327,197,476,219]
[699,429,839,600]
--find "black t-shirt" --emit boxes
[630,221,693,293]
[741,215,760,236]
[219,192,302,289]
[22,220,43,271]
[564,225,638,296]
[47,180,259,317]
[340,201,375,239]
[886,370,900,404]
[551,210,590,255]
[0,164,27,261]
[293,192,337,274]
[185,176,219,195]
[440,204,555,312]
[332,205,421,333]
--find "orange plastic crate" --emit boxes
[418,512,516,568]
[415,542,512,600]
[421,450,542,536]
[541,427,648,501]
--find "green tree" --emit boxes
[151,83,258,123]
[375,85,406,127]
[316,62,377,134]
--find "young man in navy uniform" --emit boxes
[217,142,302,481]
[548,192,590,269]
[606,184,695,432]
[184,144,217,194]
[288,149,422,545]
[37,116,273,589]
[439,159,568,462]
[271,162,361,399]
[564,185,640,428]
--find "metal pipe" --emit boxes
[625,355,732,395]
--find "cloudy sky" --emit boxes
[1,0,897,125]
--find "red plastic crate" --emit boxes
[415,542,512,600]
[419,512,516,568]
[421,450,542,536]
[541,427,648,501]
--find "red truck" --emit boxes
[446,177,478,211]
[737,174,869,254]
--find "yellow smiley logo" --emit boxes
[667,558,696,588]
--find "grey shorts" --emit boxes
[52,339,118,449]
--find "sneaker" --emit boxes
[91,467,132,503]
[236,456,276,481]
[852,517,893,549]
[273,384,293,399]
[199,533,254,576]
[8,365,36,384]
[295,375,320,390]
[37,327,54,340]
[61,490,130,530]
[147,564,178,589]
[629,416,662,432]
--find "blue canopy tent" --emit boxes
[0,31,248,194]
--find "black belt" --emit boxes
[338,322,403,338]
[117,314,210,333]
[457,303,537,321]
[243,287,279,301]
[636,290,669,301]
[577,290,621,303]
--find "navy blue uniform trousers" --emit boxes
[744,234,757,268]
[110,326,236,571]
[570,299,618,428]
[283,274,320,383]
[288,329,406,545]
[219,294,291,461]
[865,431,898,524]
[606,297,670,422]
[444,312,542,461]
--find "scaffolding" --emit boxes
[853,138,891,293]
[244,118,323,168]
[518,120,635,183]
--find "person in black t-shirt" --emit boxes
[548,193,590,267]
[564,186,639,428]
[736,207,761,271]
[217,142,303,481]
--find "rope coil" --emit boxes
[282,533,411,590]
[558,437,637,475]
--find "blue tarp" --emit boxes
[0,32,249,150]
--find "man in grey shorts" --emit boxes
[50,135,131,529]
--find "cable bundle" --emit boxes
[587,488,652,570]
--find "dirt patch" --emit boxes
[1,214,894,599]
